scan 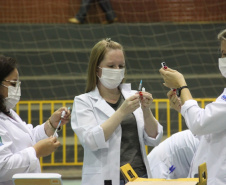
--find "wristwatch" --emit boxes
[176,86,188,97]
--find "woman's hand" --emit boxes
[101,94,140,141]
[160,67,192,105]
[159,67,187,89]
[138,91,153,111]
[167,90,181,112]
[33,136,61,158]
[45,107,71,136]
[49,107,71,129]
[118,94,140,118]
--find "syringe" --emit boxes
[138,80,142,91]
[53,107,70,137]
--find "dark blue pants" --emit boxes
[75,0,116,23]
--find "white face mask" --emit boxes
[98,67,125,89]
[2,81,21,110]
[219,57,226,78]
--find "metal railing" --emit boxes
[16,98,215,168]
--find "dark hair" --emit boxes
[0,56,17,114]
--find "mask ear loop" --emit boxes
[15,82,21,95]
[1,84,8,88]
[16,81,21,86]
[15,81,21,89]
[222,36,226,41]
[96,66,102,79]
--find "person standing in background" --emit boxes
[68,0,117,24]
[71,38,163,185]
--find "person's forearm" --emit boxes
[143,109,158,138]
[180,88,193,105]
[100,110,125,141]
[176,78,193,105]
[44,120,55,136]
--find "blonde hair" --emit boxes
[85,38,124,93]
[217,29,226,41]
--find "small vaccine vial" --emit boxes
[161,62,167,69]
[61,111,66,118]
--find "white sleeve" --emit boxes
[71,96,109,151]
[12,109,48,143]
[143,120,163,146]
[147,139,170,179]
[181,99,226,135]
[0,127,40,182]
[27,123,48,143]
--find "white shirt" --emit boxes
[147,130,199,179]
[71,83,163,185]
[181,88,226,185]
[0,109,48,185]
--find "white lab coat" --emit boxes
[0,109,48,185]
[181,88,226,185]
[147,130,199,179]
[71,83,163,185]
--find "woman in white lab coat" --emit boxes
[0,56,71,185]
[159,29,226,185]
[71,38,163,185]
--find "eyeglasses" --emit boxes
[2,80,21,87]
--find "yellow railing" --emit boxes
[16,98,215,168]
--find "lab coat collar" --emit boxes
[0,110,31,135]
[119,83,133,99]
[88,86,102,100]
[9,109,23,123]
[0,109,22,123]
[87,83,133,118]
[88,83,132,99]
